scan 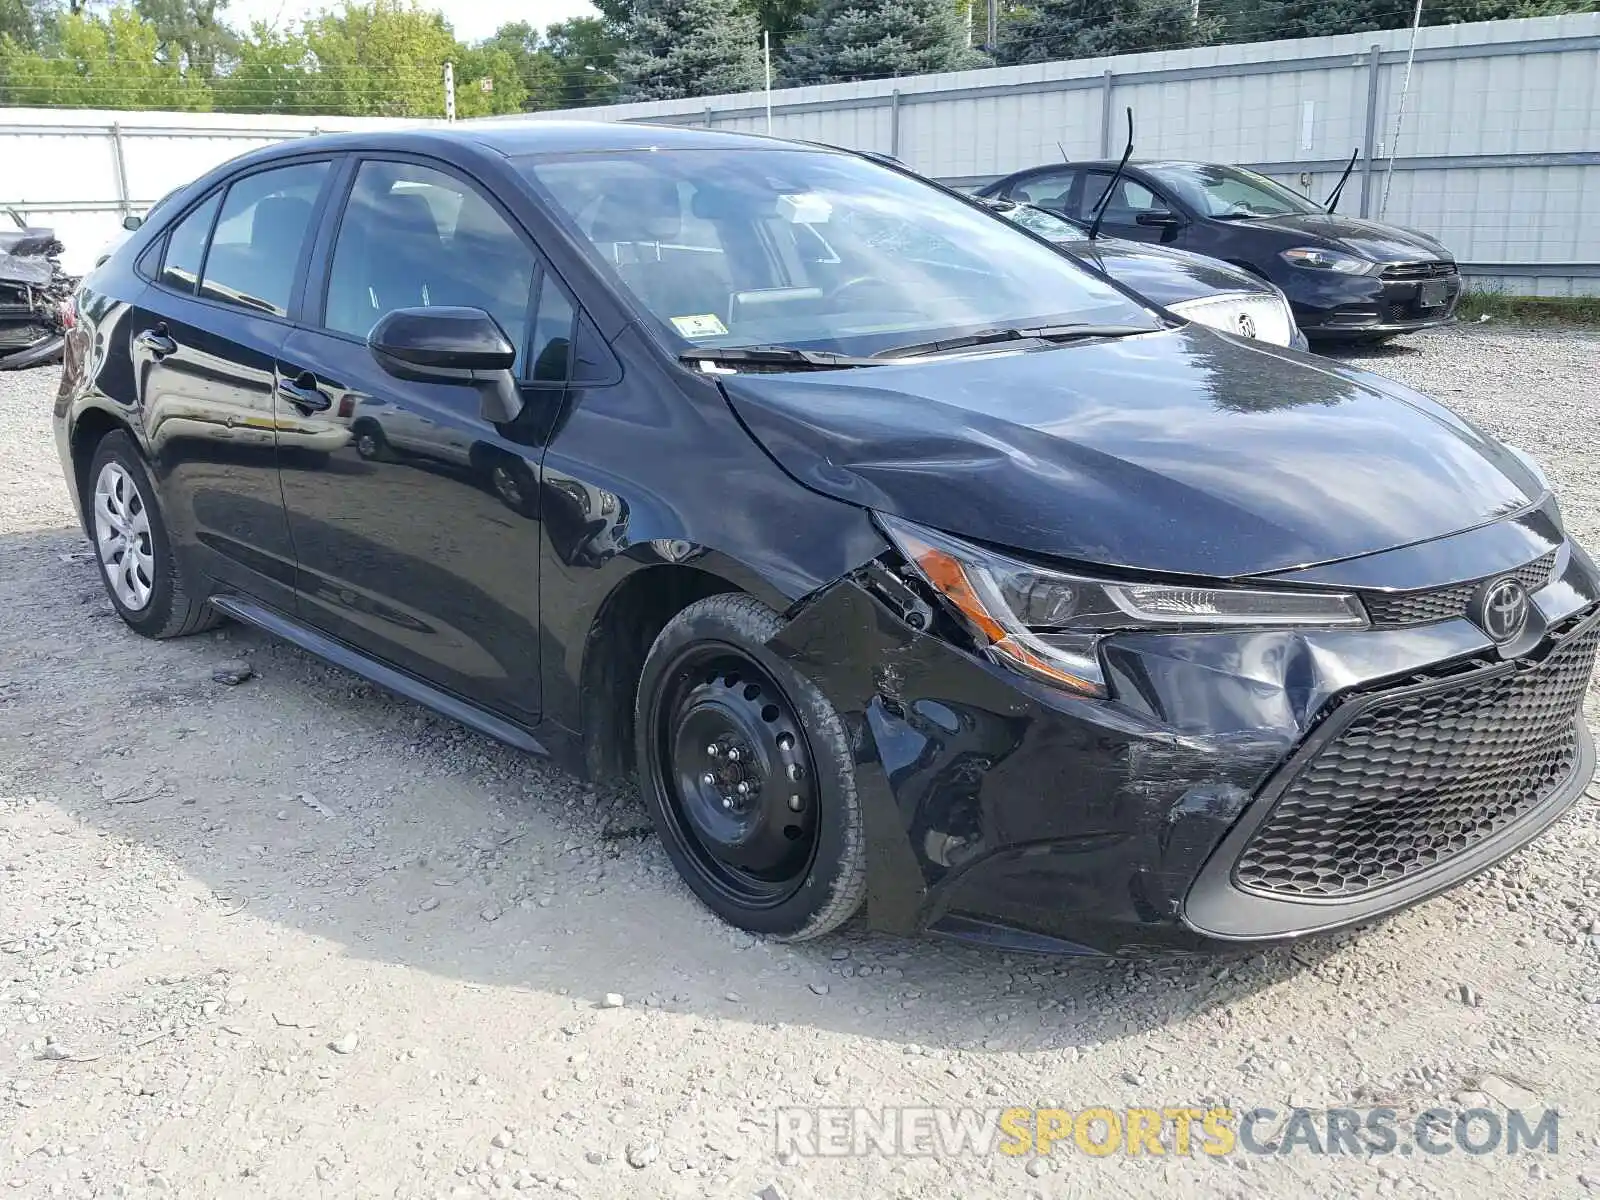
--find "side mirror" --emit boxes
[122,214,144,232]
[368,306,522,424]
[1135,209,1182,228]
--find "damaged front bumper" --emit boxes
[768,538,1600,956]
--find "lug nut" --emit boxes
[726,747,741,762]
[735,781,751,796]
[701,772,716,786]
[706,743,720,757]
[721,796,733,810]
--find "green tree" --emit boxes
[134,0,236,77]
[782,0,988,84]
[995,0,1210,64]
[543,16,622,106]
[211,20,312,112]
[0,5,212,108]
[0,0,44,49]
[1211,0,1596,43]
[213,1,526,118]
[617,0,763,100]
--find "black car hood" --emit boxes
[1061,238,1263,305]
[1227,212,1451,263]
[719,325,1540,578]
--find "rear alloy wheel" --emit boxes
[87,431,219,639]
[636,594,866,940]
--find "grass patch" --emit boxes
[1456,290,1600,328]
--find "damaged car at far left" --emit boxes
[0,213,76,371]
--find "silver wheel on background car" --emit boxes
[92,461,156,611]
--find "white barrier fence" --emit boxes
[2,12,1598,293]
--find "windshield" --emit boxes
[991,201,1088,243]
[1145,164,1323,219]
[519,148,1154,355]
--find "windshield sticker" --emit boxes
[671,313,729,339]
[778,193,833,224]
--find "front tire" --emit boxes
[635,594,867,940]
[87,431,219,640]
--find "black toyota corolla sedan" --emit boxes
[978,160,1461,344]
[57,121,1597,955]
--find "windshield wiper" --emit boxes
[679,344,883,371]
[871,323,1152,361]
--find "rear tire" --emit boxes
[87,431,220,640]
[635,594,867,941]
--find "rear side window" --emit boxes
[199,162,329,317]
[1010,169,1075,212]
[324,160,537,370]
[159,191,221,294]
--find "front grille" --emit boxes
[1233,615,1599,900]
[1363,551,1557,629]
[1381,261,1459,281]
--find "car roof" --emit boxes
[239,118,822,166]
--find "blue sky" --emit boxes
[225,0,600,40]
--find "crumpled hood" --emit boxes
[1231,212,1451,263]
[719,324,1540,578]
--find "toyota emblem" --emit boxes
[1474,577,1531,644]
[1236,312,1257,339]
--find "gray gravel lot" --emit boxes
[1,326,1598,1200]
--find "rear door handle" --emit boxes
[278,372,331,414]
[135,327,177,358]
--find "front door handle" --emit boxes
[135,327,177,358]
[278,373,331,414]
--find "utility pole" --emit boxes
[764,31,773,134]
[985,0,997,52]
[444,61,457,122]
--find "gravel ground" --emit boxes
[2,325,1599,1200]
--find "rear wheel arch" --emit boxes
[68,408,135,531]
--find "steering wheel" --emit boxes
[826,275,890,307]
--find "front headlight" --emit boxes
[1280,247,1374,274]
[879,515,1368,696]
[1167,291,1296,347]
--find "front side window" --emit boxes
[159,190,221,294]
[1078,173,1162,223]
[1145,164,1323,219]
[521,149,1153,356]
[325,160,538,370]
[200,162,329,316]
[529,273,575,383]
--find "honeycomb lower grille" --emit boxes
[1363,550,1557,629]
[1233,617,1599,900]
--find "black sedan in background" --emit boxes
[57,121,1596,955]
[979,160,1461,343]
[984,198,1308,351]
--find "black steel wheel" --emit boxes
[636,594,866,939]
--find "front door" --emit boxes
[131,159,333,614]
[1077,171,1181,245]
[274,157,574,725]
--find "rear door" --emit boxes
[130,158,336,613]
[273,156,573,725]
